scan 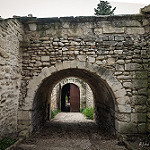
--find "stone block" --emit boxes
[111,82,123,92]
[0,47,9,58]
[116,60,124,64]
[114,89,126,98]
[126,27,145,34]
[107,58,115,65]
[41,56,49,61]
[28,23,37,31]
[125,63,143,71]
[103,26,125,33]
[116,64,124,71]
[19,130,30,138]
[115,36,125,41]
[123,82,132,88]
[132,79,148,89]
[94,28,102,35]
[117,121,137,133]
[116,96,130,105]
[58,42,64,47]
[134,71,148,79]
[88,56,95,63]
[135,105,147,113]
[131,113,146,123]
[141,4,150,14]
[118,104,131,113]
[117,113,131,122]
[77,55,86,62]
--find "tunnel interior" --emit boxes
[32,68,116,134]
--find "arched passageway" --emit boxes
[61,83,80,112]
[31,67,116,134]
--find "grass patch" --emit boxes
[80,107,93,120]
[0,137,17,150]
[51,109,60,119]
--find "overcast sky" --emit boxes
[0,0,149,18]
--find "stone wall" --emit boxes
[17,14,150,135]
[51,77,94,111]
[0,19,23,139]
[0,7,150,138]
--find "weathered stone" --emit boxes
[117,121,137,133]
[132,80,148,89]
[116,96,130,105]
[123,82,132,88]
[126,27,145,34]
[131,96,147,105]
[107,58,115,65]
[94,28,102,35]
[88,56,95,63]
[140,4,150,14]
[28,23,37,31]
[125,63,143,71]
[77,55,86,62]
[53,42,58,46]
[117,113,131,122]
[0,48,9,58]
[103,26,125,33]
[116,64,124,71]
[58,42,64,47]
[135,105,147,113]
[134,71,148,79]
[41,56,49,61]
[118,105,131,113]
[115,36,125,41]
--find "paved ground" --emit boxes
[12,112,127,150]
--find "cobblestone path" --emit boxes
[12,113,127,150]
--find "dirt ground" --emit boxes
[11,112,127,150]
[125,134,150,150]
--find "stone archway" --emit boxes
[19,60,130,135]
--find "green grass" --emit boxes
[80,107,93,120]
[51,109,60,119]
[0,137,17,150]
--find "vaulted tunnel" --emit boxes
[32,68,116,134]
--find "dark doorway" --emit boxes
[61,83,80,112]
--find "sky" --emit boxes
[0,0,149,19]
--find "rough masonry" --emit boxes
[0,5,150,139]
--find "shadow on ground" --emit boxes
[11,113,127,150]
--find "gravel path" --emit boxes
[12,112,127,150]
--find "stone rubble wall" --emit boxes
[0,11,150,138]
[0,19,23,139]
[19,14,149,134]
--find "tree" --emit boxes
[94,1,116,15]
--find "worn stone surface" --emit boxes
[0,19,23,139]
